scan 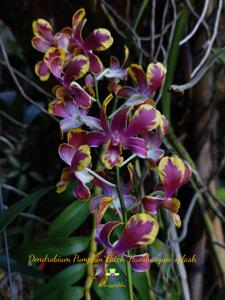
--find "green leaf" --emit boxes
[93,280,129,300]
[0,254,46,278]
[217,188,225,203]
[0,187,52,233]
[38,286,84,300]
[34,264,86,299]
[12,237,90,259]
[47,200,89,238]
[132,272,149,300]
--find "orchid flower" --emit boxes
[70,8,113,73]
[141,114,169,166]
[88,94,162,169]
[89,164,137,224]
[142,155,192,227]
[49,85,101,132]
[57,129,93,200]
[94,213,159,282]
[117,63,166,106]
[44,52,93,108]
[32,19,70,80]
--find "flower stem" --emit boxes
[93,75,101,108]
[116,167,134,300]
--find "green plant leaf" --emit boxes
[0,187,52,233]
[46,200,89,238]
[217,188,225,203]
[0,254,46,278]
[38,286,84,300]
[12,237,90,259]
[34,264,86,299]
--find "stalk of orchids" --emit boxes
[31,8,192,299]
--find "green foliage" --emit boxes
[46,200,89,237]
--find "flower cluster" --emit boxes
[32,8,192,283]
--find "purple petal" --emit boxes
[128,64,148,93]
[117,86,137,99]
[110,108,129,133]
[146,63,166,94]
[89,195,105,213]
[64,55,89,84]
[124,137,147,156]
[87,131,106,147]
[88,53,103,73]
[113,213,159,254]
[67,129,88,149]
[71,145,91,171]
[96,221,121,249]
[74,179,90,200]
[70,86,91,108]
[125,253,151,272]
[32,19,53,42]
[34,60,50,81]
[32,37,50,53]
[142,195,165,214]
[82,115,102,130]
[102,140,123,169]
[58,143,75,165]
[84,28,113,51]
[126,104,160,136]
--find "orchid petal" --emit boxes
[84,28,113,51]
[88,52,103,73]
[67,128,88,149]
[128,64,148,93]
[96,221,121,249]
[64,55,89,84]
[32,18,53,41]
[34,60,50,81]
[70,86,92,108]
[126,104,161,136]
[31,37,50,53]
[102,140,123,169]
[113,213,159,254]
[87,131,106,147]
[125,253,151,272]
[74,179,90,200]
[146,62,167,93]
[158,155,191,197]
[58,143,75,165]
[124,137,147,157]
[71,145,91,171]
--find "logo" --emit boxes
[105,268,120,280]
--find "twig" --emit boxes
[0,184,14,300]
[1,184,27,197]
[0,60,52,98]
[167,212,191,300]
[191,0,223,78]
[184,0,210,37]
[180,0,210,46]
[86,168,116,188]
[212,241,225,250]
[169,46,225,94]
[0,39,58,123]
[173,188,206,243]
[150,0,156,60]
[0,110,28,128]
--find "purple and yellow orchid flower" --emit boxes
[43,53,92,108]
[32,19,70,80]
[88,94,162,169]
[57,129,93,200]
[142,115,169,166]
[89,164,137,224]
[117,63,166,106]
[49,85,101,132]
[70,8,113,73]
[142,155,192,227]
[94,213,159,281]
